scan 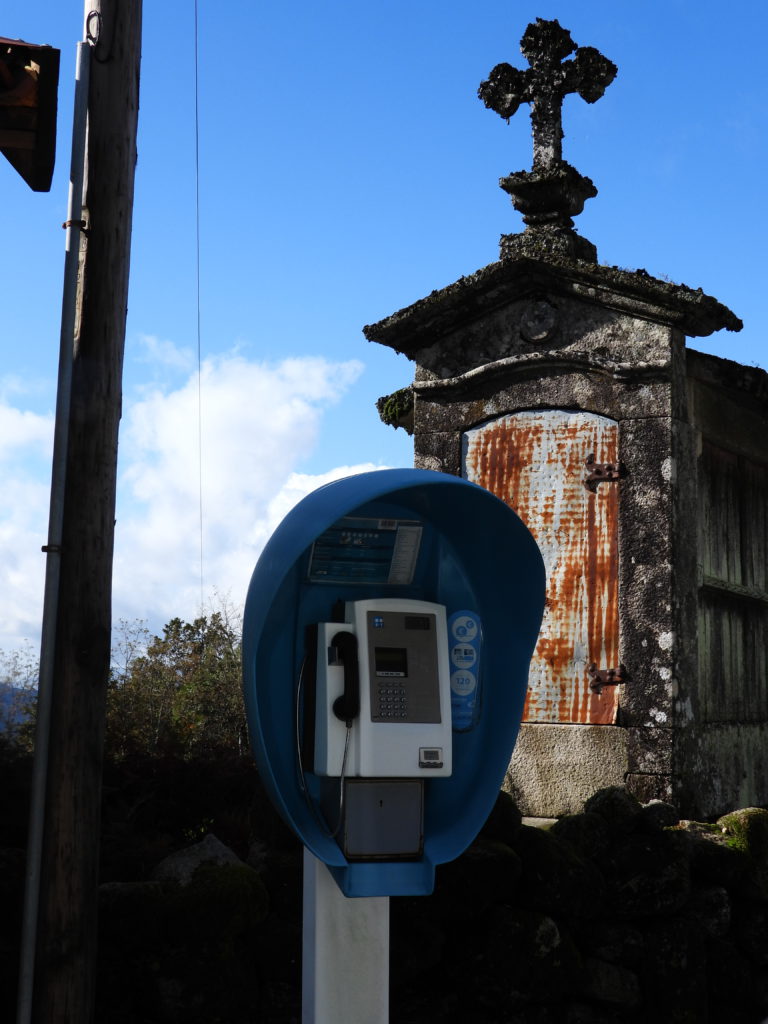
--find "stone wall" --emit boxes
[5,749,763,1020]
[27,779,762,1023]
[391,787,768,1022]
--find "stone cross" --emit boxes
[479,19,616,173]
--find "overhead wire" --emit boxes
[193,0,204,613]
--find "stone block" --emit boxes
[583,786,642,833]
[549,812,612,862]
[638,918,708,1022]
[412,430,461,474]
[150,832,243,887]
[683,885,731,938]
[627,727,673,775]
[580,955,640,1008]
[505,723,628,817]
[475,904,584,1004]
[602,830,691,919]
[637,799,680,831]
[625,772,674,805]
[432,838,522,922]
[513,824,606,919]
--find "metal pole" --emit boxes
[16,40,91,1024]
[302,850,390,1024]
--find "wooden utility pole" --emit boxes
[29,2,141,1020]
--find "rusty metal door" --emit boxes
[463,409,620,724]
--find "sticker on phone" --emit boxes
[448,610,482,731]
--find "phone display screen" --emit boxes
[374,647,408,677]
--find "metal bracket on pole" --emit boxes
[302,850,389,1024]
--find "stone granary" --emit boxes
[365,19,766,820]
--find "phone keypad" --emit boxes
[374,685,408,719]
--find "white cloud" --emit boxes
[261,465,384,537]
[0,347,388,651]
[0,403,52,461]
[0,404,53,649]
[113,350,375,629]
[134,333,196,375]
[0,373,52,405]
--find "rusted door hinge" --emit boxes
[584,453,624,492]
[588,663,628,694]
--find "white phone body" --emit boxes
[313,598,452,778]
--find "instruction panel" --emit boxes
[308,516,423,586]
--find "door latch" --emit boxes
[588,663,628,694]
[584,453,624,493]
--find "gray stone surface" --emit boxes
[365,259,740,360]
[504,724,628,817]
[638,799,680,831]
[584,786,642,832]
[581,956,640,1008]
[150,833,243,887]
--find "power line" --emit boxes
[194,0,204,613]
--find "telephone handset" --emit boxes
[330,630,359,726]
[314,598,452,779]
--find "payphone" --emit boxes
[313,598,452,779]
[242,467,545,897]
[307,597,453,861]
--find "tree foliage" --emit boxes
[106,611,248,760]
[0,642,38,755]
[0,610,248,762]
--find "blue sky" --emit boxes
[1,1,766,649]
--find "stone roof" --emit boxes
[363,255,742,356]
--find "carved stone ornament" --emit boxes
[519,299,559,343]
[479,19,617,262]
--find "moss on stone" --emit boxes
[376,386,414,433]
[716,808,768,896]
[716,807,768,855]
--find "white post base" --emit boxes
[302,849,389,1024]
